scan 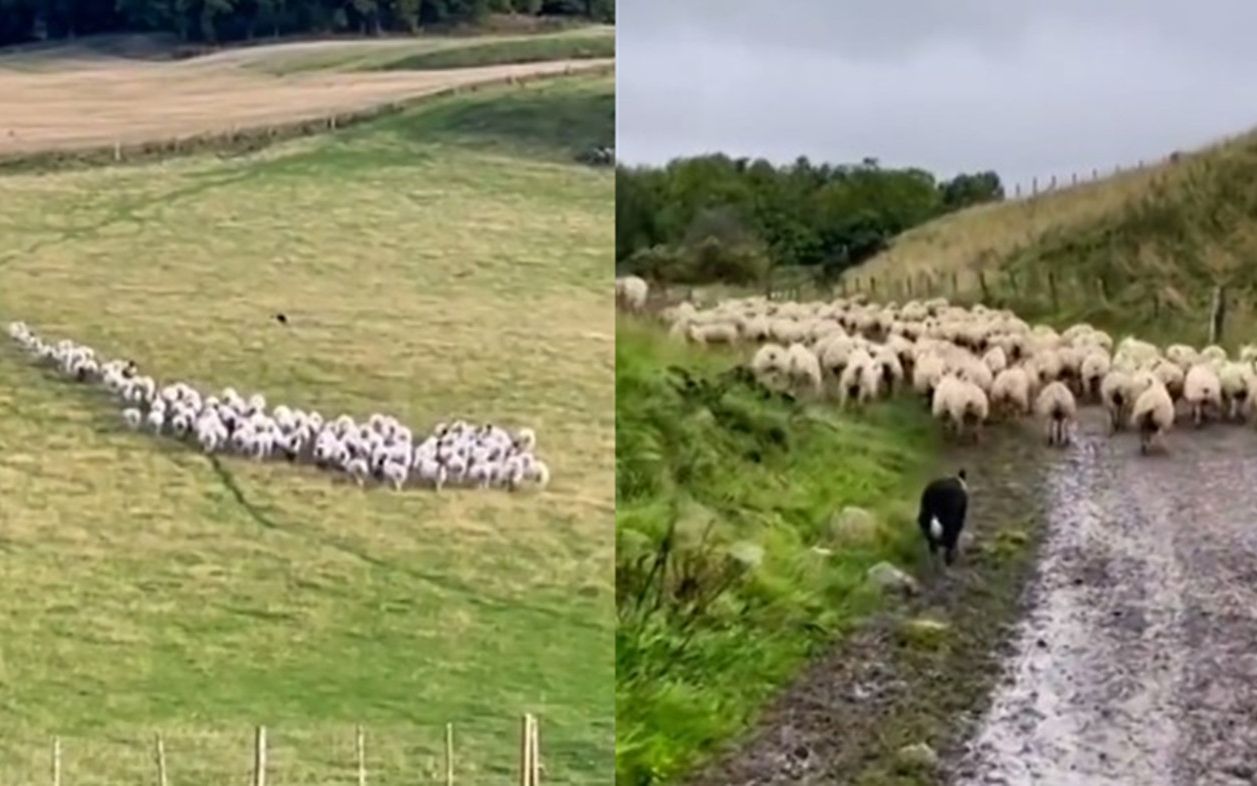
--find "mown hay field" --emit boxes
[0,28,612,154]
[0,73,614,785]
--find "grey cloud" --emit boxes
[618,1,1257,189]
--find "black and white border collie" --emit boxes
[918,469,969,567]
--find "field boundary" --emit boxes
[26,715,561,786]
[0,60,613,176]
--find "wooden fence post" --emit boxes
[1048,271,1059,311]
[52,737,61,786]
[1210,285,1227,345]
[253,726,267,786]
[1032,176,1038,196]
[519,715,532,786]
[950,271,959,294]
[530,715,540,786]
[155,733,169,786]
[355,725,366,786]
[978,270,990,302]
[445,723,455,786]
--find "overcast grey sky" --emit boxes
[617,0,1257,190]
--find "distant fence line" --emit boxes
[999,128,1249,204]
[13,714,600,786]
[0,62,613,176]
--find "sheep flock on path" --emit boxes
[641,292,1257,455]
[5,321,550,492]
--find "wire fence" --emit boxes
[2,715,610,786]
[995,128,1250,204]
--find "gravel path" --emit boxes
[953,410,1257,786]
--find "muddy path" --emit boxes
[951,410,1257,786]
[688,407,1257,786]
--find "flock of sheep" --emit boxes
[6,321,551,492]
[645,292,1257,454]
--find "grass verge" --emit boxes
[684,421,1051,786]
[0,74,614,785]
[614,319,942,784]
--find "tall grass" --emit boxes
[614,320,939,785]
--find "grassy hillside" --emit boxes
[614,320,939,785]
[0,74,613,785]
[851,130,1257,347]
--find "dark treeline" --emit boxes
[0,0,612,46]
[616,154,1003,285]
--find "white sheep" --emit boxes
[1099,370,1135,434]
[1217,361,1253,422]
[616,276,649,312]
[122,408,143,430]
[1079,350,1111,402]
[381,460,408,491]
[688,322,739,346]
[751,343,790,392]
[931,375,988,442]
[989,367,1032,418]
[1034,381,1076,447]
[1183,363,1222,427]
[786,343,823,397]
[1130,375,1175,454]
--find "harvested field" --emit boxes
[0,36,611,153]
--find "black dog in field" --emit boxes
[918,469,969,567]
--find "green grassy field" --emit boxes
[0,74,614,785]
[848,129,1257,348]
[375,32,613,72]
[614,320,940,785]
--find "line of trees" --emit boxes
[0,0,612,46]
[616,154,1003,286]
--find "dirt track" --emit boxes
[951,410,1257,785]
[0,54,611,153]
